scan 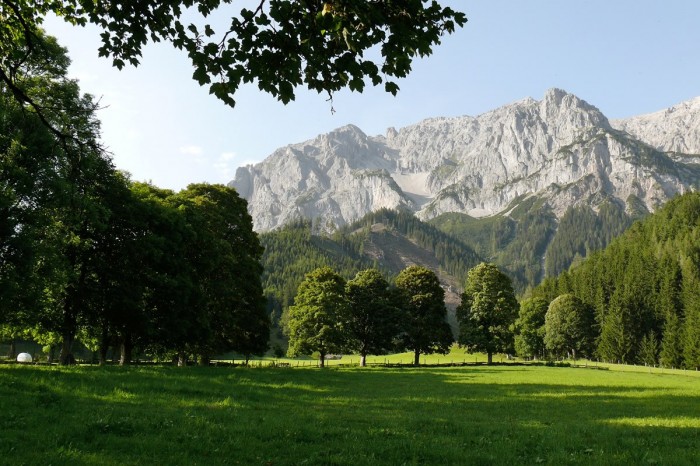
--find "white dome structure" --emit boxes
[16,353,32,363]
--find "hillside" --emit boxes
[260,210,483,338]
[530,192,700,369]
[429,196,642,288]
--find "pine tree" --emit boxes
[638,332,659,366]
[660,310,684,369]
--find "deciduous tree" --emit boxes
[1,1,466,112]
[345,268,400,367]
[457,262,518,364]
[286,266,348,367]
[394,265,452,365]
[514,297,548,360]
[544,294,595,361]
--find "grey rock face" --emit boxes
[230,89,700,232]
[612,97,700,155]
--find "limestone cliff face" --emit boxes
[612,97,700,155]
[230,89,700,232]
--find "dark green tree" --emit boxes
[286,266,348,367]
[681,257,700,370]
[514,297,548,360]
[596,290,637,364]
[544,294,595,361]
[0,30,118,365]
[394,265,452,365]
[660,310,684,369]
[174,183,269,364]
[345,268,400,367]
[457,262,519,364]
[638,331,659,367]
[131,182,200,366]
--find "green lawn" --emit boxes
[1,363,698,465]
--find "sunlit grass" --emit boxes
[1,363,699,465]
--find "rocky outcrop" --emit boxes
[612,96,700,155]
[230,89,700,232]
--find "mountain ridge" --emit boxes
[231,89,700,233]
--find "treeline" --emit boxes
[285,261,523,366]
[528,193,700,369]
[0,32,268,365]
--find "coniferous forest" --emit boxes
[530,193,700,369]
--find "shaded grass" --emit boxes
[1,364,699,465]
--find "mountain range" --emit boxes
[231,89,700,233]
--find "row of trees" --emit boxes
[285,248,699,370]
[0,32,269,365]
[260,210,483,344]
[285,265,453,367]
[284,262,524,366]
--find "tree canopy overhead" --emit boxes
[1,0,467,108]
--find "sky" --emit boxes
[42,1,700,191]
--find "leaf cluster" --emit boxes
[2,0,466,108]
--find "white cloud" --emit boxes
[179,145,204,158]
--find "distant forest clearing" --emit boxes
[1,363,698,465]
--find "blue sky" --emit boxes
[43,1,700,191]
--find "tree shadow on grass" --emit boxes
[1,365,698,465]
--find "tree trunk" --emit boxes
[177,352,187,367]
[487,352,493,365]
[47,345,56,365]
[99,345,108,366]
[119,334,132,366]
[59,332,75,365]
[319,351,326,368]
[414,349,420,366]
[199,354,210,366]
[8,339,16,360]
[98,325,109,365]
[360,354,367,367]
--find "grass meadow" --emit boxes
[1,360,699,465]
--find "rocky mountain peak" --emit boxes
[539,87,610,130]
[230,90,700,232]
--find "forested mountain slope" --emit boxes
[260,210,482,337]
[430,196,643,289]
[531,192,700,369]
[236,90,700,288]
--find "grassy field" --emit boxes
[1,363,699,465]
